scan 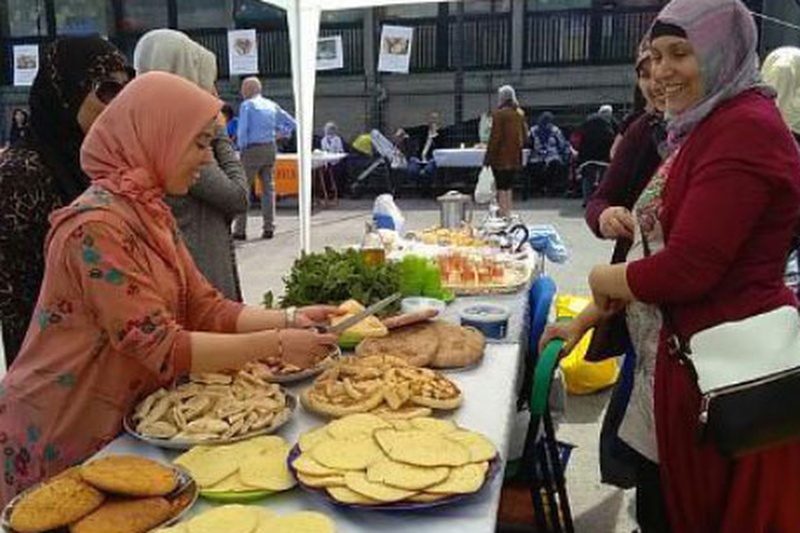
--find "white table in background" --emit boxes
[432,148,530,168]
[101,342,523,533]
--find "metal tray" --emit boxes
[264,346,341,384]
[286,444,500,511]
[124,394,297,450]
[1,464,197,533]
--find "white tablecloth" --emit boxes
[433,149,530,168]
[101,342,522,533]
[276,152,347,170]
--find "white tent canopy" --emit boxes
[259,0,442,252]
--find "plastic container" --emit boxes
[459,303,511,339]
[401,297,447,317]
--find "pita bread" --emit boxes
[355,323,438,367]
[429,322,486,369]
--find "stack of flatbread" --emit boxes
[173,435,295,495]
[291,413,497,507]
[355,321,485,369]
[153,504,334,533]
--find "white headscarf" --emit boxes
[497,85,519,109]
[133,29,217,93]
[762,47,800,134]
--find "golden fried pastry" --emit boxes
[69,497,174,533]
[9,476,105,533]
[80,455,178,497]
[301,356,461,418]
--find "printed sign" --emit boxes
[13,45,39,86]
[228,29,259,75]
[378,25,413,74]
[316,36,344,71]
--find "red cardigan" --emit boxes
[627,90,800,338]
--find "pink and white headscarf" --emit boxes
[652,0,773,151]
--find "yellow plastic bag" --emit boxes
[555,295,619,395]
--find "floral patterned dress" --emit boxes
[618,152,677,463]
[0,186,244,503]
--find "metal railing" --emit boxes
[524,6,660,67]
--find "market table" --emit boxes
[432,148,531,168]
[101,341,522,533]
[272,152,348,197]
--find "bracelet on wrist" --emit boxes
[284,306,297,328]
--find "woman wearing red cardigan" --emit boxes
[547,0,800,530]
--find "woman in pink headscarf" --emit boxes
[581,0,800,530]
[0,71,338,503]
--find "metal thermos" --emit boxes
[436,190,473,229]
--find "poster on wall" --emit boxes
[228,29,259,75]
[13,45,39,86]
[377,25,413,74]
[316,36,344,71]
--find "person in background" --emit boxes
[221,104,238,145]
[576,104,617,205]
[762,46,800,297]
[321,121,345,154]
[234,77,296,240]
[0,72,339,504]
[134,29,249,302]
[528,111,570,196]
[7,108,28,147]
[0,37,132,366]
[548,1,800,530]
[583,40,669,533]
[484,85,527,217]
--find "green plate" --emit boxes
[200,489,274,503]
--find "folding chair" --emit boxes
[501,274,574,533]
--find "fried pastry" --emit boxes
[9,476,105,533]
[80,455,178,497]
[69,496,174,533]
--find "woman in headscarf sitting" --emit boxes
[484,85,527,217]
[528,111,570,197]
[0,37,133,366]
[545,1,800,530]
[0,72,338,504]
[134,29,249,302]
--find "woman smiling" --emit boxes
[584,0,800,530]
[548,0,800,530]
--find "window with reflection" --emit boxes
[383,5,440,18]
[178,0,234,29]
[8,0,48,36]
[526,0,592,10]
[234,0,286,27]
[118,0,168,32]
[321,9,364,24]
[449,1,511,13]
[55,0,110,35]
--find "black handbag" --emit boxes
[585,239,632,362]
[666,306,800,458]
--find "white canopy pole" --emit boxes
[285,3,321,252]
[260,0,443,253]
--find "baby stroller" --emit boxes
[576,160,610,207]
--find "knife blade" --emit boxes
[321,292,402,334]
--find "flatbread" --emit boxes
[186,505,259,533]
[425,462,489,494]
[310,435,384,470]
[374,429,471,467]
[259,512,335,533]
[326,486,380,505]
[343,471,417,502]
[429,322,486,369]
[355,323,439,367]
[367,458,450,490]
